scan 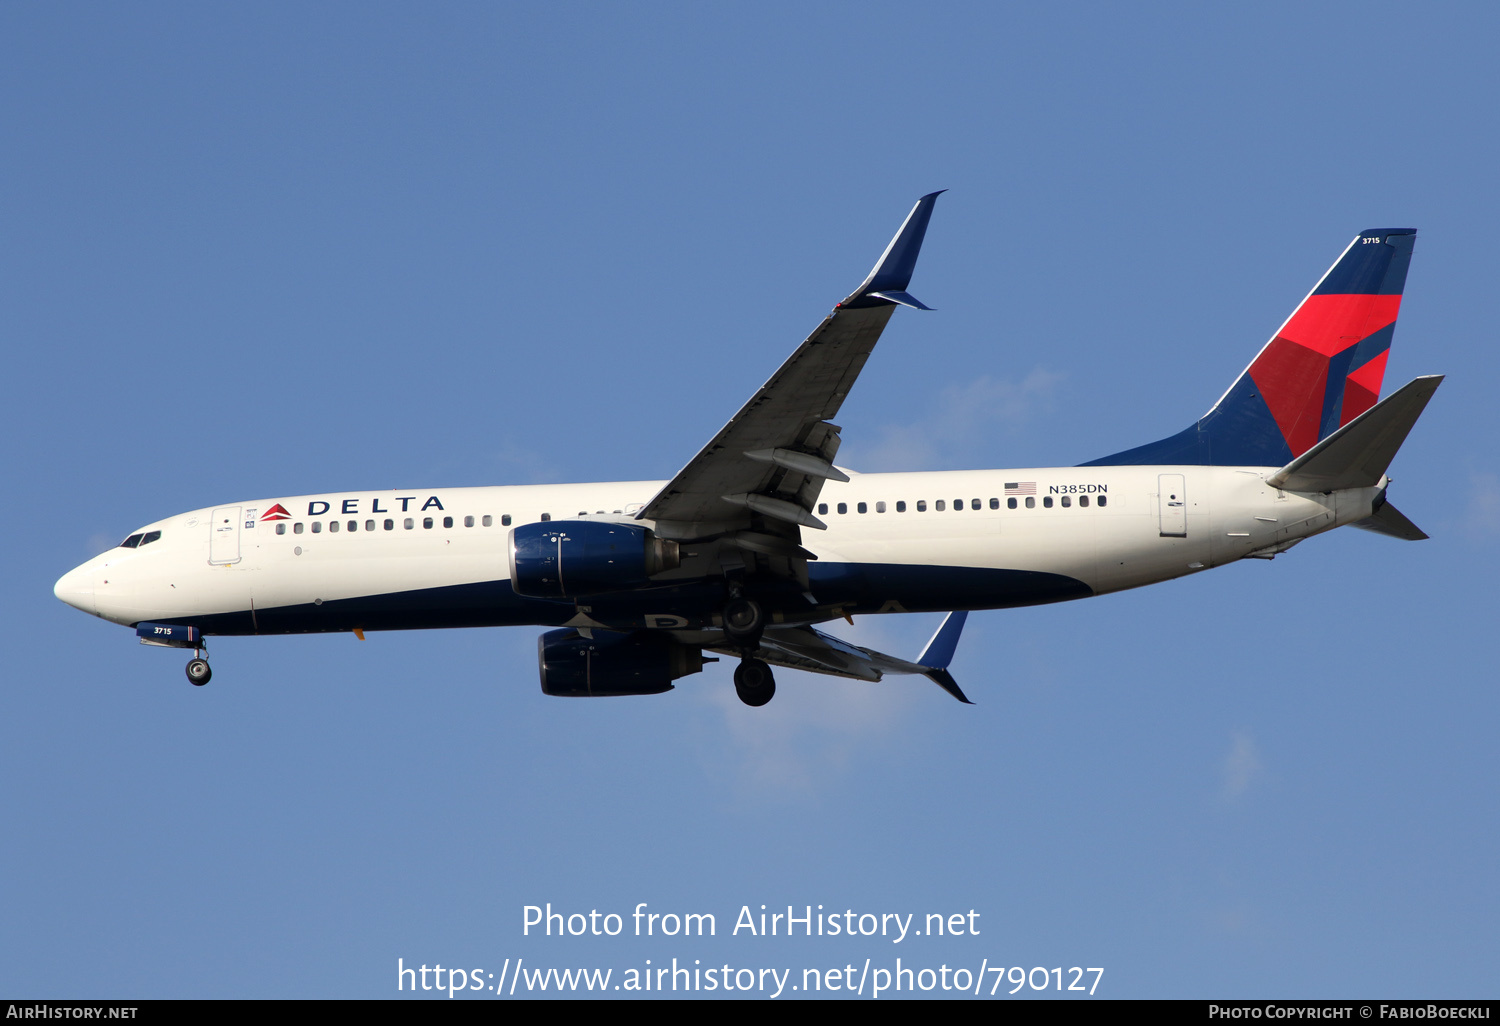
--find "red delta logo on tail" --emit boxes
[260,504,292,521]
[1084,228,1417,471]
[1246,231,1415,458]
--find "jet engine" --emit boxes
[538,628,706,696]
[508,521,679,599]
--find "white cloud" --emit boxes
[1465,471,1500,539]
[1221,729,1262,800]
[849,368,1063,472]
[691,615,935,800]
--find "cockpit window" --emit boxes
[120,534,144,548]
[139,531,162,546]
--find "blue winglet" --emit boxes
[843,190,945,309]
[917,610,968,669]
[916,610,972,704]
[867,290,934,311]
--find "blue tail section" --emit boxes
[1084,229,1416,468]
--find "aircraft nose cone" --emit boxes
[54,565,96,615]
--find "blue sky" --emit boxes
[3,3,1497,999]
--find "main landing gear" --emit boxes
[723,589,775,706]
[733,657,775,707]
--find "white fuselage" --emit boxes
[54,465,1380,633]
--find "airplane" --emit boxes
[53,194,1440,707]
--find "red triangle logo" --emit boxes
[261,503,292,521]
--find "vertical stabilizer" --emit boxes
[1085,229,1416,467]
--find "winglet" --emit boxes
[917,610,972,704]
[917,610,968,668]
[843,191,945,309]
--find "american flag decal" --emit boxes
[1004,482,1036,496]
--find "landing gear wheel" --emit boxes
[186,658,212,686]
[734,658,776,707]
[723,596,766,644]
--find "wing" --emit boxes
[705,610,973,703]
[638,192,945,556]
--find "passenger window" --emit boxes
[294,523,304,534]
[935,500,946,511]
[1007,497,1017,509]
[896,501,906,512]
[989,498,999,510]
[347,520,356,532]
[423,517,434,529]
[464,515,475,527]
[1080,495,1089,507]
[1098,495,1108,508]
[1061,496,1071,507]
[1043,497,1053,508]
[837,503,847,514]
[329,521,340,533]
[120,533,144,548]
[857,502,867,514]
[972,499,981,510]
[443,516,453,528]
[917,500,927,512]
[140,530,161,545]
[1025,496,1035,509]
[384,519,394,531]
[275,524,286,535]
[540,513,550,522]
[404,518,414,530]
[312,522,322,533]
[485,515,496,527]
[365,520,376,532]
[954,499,962,510]
[876,501,886,513]
[818,503,828,515]
[501,514,511,526]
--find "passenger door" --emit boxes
[209,506,242,565]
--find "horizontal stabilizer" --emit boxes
[1352,500,1429,541]
[1267,375,1442,492]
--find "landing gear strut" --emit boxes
[724,587,773,705]
[734,657,775,707]
[185,647,211,686]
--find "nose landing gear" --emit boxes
[185,648,211,686]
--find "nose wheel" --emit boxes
[734,657,775,707]
[185,649,211,686]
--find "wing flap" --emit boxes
[707,612,973,703]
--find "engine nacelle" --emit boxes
[508,520,679,598]
[538,628,705,697]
